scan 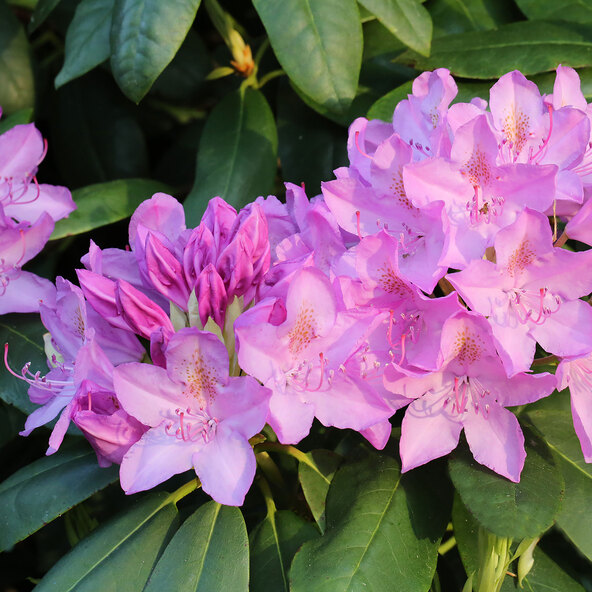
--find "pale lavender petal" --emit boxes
[268,391,315,444]
[193,427,256,506]
[0,271,56,314]
[120,427,195,494]
[360,420,392,450]
[463,404,526,482]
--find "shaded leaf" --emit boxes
[397,20,592,79]
[145,501,248,592]
[297,449,342,534]
[185,87,277,226]
[52,71,149,187]
[0,314,47,415]
[110,0,202,103]
[524,389,592,562]
[277,82,347,195]
[55,0,115,88]
[359,0,432,56]
[0,441,118,551]
[35,492,178,591]
[0,402,25,448]
[252,0,363,115]
[362,19,406,60]
[516,0,592,23]
[428,0,498,37]
[51,178,172,240]
[449,432,564,539]
[0,1,34,115]
[290,453,449,592]
[250,509,319,592]
[150,30,210,102]
[29,0,63,32]
[0,107,33,134]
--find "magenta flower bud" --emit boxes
[77,269,130,331]
[115,279,174,340]
[195,263,227,327]
[201,196,237,250]
[145,232,190,309]
[182,224,216,288]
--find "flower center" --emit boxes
[442,375,492,417]
[164,407,218,443]
[507,287,561,325]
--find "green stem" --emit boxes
[168,477,201,505]
[258,69,285,88]
[256,475,277,517]
[438,536,457,555]
[255,441,321,472]
[256,451,287,490]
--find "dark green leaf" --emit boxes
[0,1,34,115]
[449,432,564,539]
[110,0,202,103]
[150,30,210,102]
[29,0,63,32]
[397,21,592,79]
[0,441,118,551]
[252,0,363,115]
[277,83,347,195]
[52,71,149,187]
[145,501,248,592]
[362,19,406,60]
[55,0,115,88]
[51,178,172,240]
[428,0,498,37]
[516,0,592,23]
[35,492,178,591]
[250,510,319,592]
[0,402,25,448]
[524,389,592,562]
[0,107,32,134]
[297,449,342,534]
[290,454,449,592]
[185,87,277,225]
[0,314,47,415]
[359,0,432,56]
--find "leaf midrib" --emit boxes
[343,473,402,591]
[192,503,221,589]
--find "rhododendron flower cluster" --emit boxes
[11,66,592,505]
[0,112,75,313]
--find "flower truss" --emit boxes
[9,65,592,505]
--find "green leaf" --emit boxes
[449,432,564,539]
[35,492,179,591]
[250,510,320,592]
[29,0,63,32]
[0,401,25,448]
[524,389,592,562]
[185,87,277,226]
[252,0,363,115]
[358,0,432,56]
[51,178,172,240]
[0,314,47,415]
[396,20,592,79]
[290,454,449,592]
[277,82,347,195]
[144,501,248,592]
[453,494,585,592]
[150,30,210,102]
[0,107,32,134]
[362,19,406,60]
[0,1,34,115]
[428,0,498,37]
[297,449,342,534]
[366,79,412,121]
[516,0,592,23]
[55,0,115,88]
[110,0,202,103]
[0,441,118,551]
[52,71,149,187]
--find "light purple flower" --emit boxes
[113,328,270,505]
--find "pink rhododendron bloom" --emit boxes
[236,267,395,444]
[113,328,270,506]
[448,209,592,375]
[385,311,556,481]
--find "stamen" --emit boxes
[355,210,363,240]
[354,131,372,159]
[531,104,554,162]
